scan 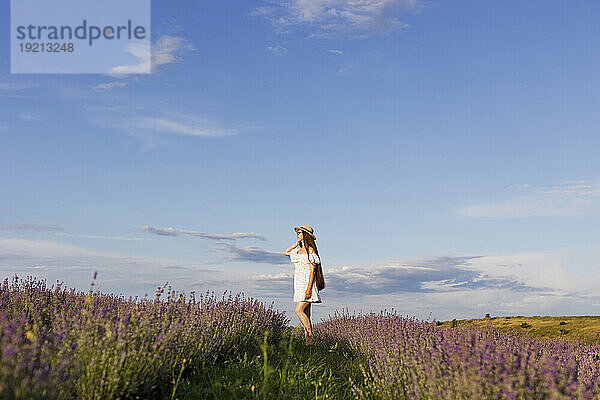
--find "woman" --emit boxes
[283,225,325,345]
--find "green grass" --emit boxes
[434,315,600,345]
[169,315,600,399]
[174,327,368,400]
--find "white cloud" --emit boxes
[264,45,287,55]
[462,252,570,291]
[110,41,152,74]
[249,271,292,280]
[458,179,600,218]
[535,180,600,198]
[92,35,194,90]
[89,108,247,145]
[252,0,420,37]
[1,223,63,232]
[244,249,600,323]
[132,116,238,137]
[54,232,142,241]
[151,35,195,70]
[328,49,344,55]
[216,242,290,265]
[0,238,223,297]
[92,81,128,91]
[108,35,195,76]
[248,254,548,298]
[141,225,266,241]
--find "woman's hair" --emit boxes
[300,233,318,257]
[300,232,325,291]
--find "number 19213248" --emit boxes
[19,43,74,52]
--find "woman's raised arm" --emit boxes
[283,242,299,256]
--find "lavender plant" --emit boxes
[0,274,288,400]
[315,309,600,400]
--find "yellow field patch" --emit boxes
[434,316,600,345]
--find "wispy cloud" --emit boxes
[141,225,266,241]
[92,81,128,92]
[248,271,293,297]
[217,243,290,265]
[252,0,420,38]
[0,223,142,242]
[109,40,151,74]
[132,115,238,137]
[325,256,544,295]
[459,252,576,293]
[54,232,142,241]
[328,49,344,55]
[141,227,287,266]
[89,108,249,148]
[109,35,195,75]
[1,223,63,232]
[0,238,221,296]
[458,179,600,218]
[151,35,196,70]
[0,238,187,270]
[91,35,196,93]
[264,45,287,55]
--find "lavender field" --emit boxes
[315,311,600,399]
[0,274,288,399]
[2,275,600,399]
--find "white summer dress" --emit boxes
[289,247,322,303]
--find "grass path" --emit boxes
[172,315,600,399]
[175,326,368,400]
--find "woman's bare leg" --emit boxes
[304,303,314,344]
[295,302,312,342]
[300,303,312,337]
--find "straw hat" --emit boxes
[294,225,316,240]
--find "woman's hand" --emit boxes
[283,242,299,256]
[304,289,312,300]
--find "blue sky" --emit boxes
[2,0,600,325]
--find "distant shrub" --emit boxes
[436,321,443,326]
[521,322,532,328]
[560,321,567,325]
[451,318,458,328]
[485,313,491,319]
[560,328,569,335]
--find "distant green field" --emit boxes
[434,315,600,345]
